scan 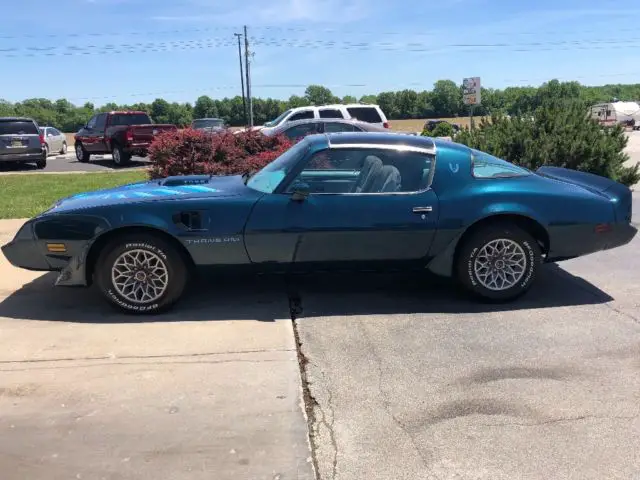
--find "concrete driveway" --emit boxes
[0,221,314,480]
[296,194,640,480]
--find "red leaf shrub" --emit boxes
[148,128,293,179]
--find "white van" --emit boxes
[261,104,390,130]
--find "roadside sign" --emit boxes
[463,77,481,105]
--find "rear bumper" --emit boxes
[547,223,637,261]
[0,151,45,162]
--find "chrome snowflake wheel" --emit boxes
[111,249,169,304]
[473,238,527,291]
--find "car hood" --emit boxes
[45,174,253,214]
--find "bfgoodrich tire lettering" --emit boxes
[456,223,541,302]
[95,235,188,314]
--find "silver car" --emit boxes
[260,118,388,140]
[0,117,47,169]
[39,126,68,156]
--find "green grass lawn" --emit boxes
[0,171,148,219]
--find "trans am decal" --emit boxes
[50,183,224,211]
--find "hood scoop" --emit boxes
[160,175,214,187]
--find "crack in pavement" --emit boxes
[317,370,339,480]
[603,302,640,325]
[478,413,640,427]
[357,319,438,479]
[0,348,294,365]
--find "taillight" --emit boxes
[39,134,45,145]
[383,121,390,129]
[125,128,133,143]
[594,223,612,233]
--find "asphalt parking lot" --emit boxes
[0,150,150,174]
[0,133,638,480]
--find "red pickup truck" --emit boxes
[74,111,177,166]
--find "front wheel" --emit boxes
[456,223,541,302]
[60,142,67,155]
[95,234,188,314]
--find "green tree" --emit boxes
[430,80,462,117]
[342,95,357,104]
[456,100,640,186]
[304,85,336,105]
[193,95,217,118]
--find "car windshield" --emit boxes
[246,140,309,193]
[193,119,224,129]
[264,109,292,127]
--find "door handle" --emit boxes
[412,206,433,213]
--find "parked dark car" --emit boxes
[261,118,388,140]
[191,118,227,133]
[74,111,177,166]
[3,132,636,314]
[0,117,47,169]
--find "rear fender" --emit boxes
[426,205,547,277]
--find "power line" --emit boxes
[2,24,639,41]
[5,34,640,59]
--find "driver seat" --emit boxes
[352,155,384,193]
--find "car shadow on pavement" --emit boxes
[81,158,151,169]
[0,263,613,324]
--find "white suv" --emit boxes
[261,104,390,129]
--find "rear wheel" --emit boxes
[35,155,46,169]
[76,143,90,162]
[95,233,188,314]
[44,144,49,157]
[112,144,131,166]
[456,223,541,302]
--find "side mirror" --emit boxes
[290,184,310,202]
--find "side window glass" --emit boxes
[319,109,344,119]
[472,152,530,178]
[288,110,314,121]
[87,115,97,129]
[51,128,61,136]
[285,148,434,194]
[94,114,107,129]
[324,122,355,133]
[283,123,318,140]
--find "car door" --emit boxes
[245,145,439,270]
[91,113,108,152]
[51,128,64,151]
[79,114,99,151]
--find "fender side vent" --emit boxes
[173,211,203,231]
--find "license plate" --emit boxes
[11,139,23,147]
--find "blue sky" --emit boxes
[1,0,639,106]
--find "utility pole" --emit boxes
[243,25,254,127]
[233,32,247,125]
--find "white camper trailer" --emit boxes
[590,101,640,129]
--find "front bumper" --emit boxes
[0,151,45,163]
[1,222,51,270]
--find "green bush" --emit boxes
[455,100,640,186]
[422,121,455,138]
